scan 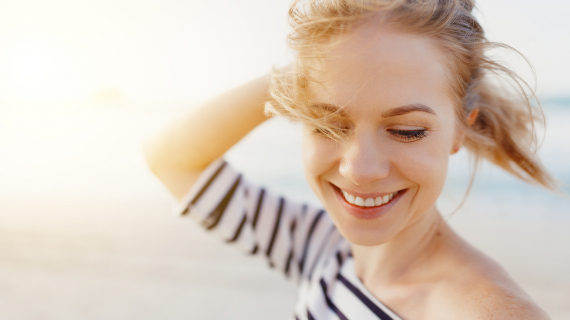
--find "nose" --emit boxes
[338,131,390,186]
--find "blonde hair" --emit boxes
[266,0,558,191]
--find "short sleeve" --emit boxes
[175,158,341,282]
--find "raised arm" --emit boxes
[144,71,340,281]
[143,73,271,200]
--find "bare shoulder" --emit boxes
[430,248,551,320]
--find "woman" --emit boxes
[144,0,556,318]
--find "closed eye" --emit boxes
[387,129,428,142]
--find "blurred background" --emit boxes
[0,0,569,319]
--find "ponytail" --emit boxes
[460,67,558,191]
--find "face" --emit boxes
[302,23,462,246]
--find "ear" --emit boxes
[467,108,479,126]
[451,108,479,155]
[451,135,463,154]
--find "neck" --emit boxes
[351,206,449,287]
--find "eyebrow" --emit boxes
[311,102,437,118]
[381,103,437,117]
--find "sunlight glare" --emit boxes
[0,27,99,109]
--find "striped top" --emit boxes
[176,159,403,320]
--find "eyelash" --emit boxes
[387,129,428,142]
[312,127,428,142]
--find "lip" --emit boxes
[330,183,407,220]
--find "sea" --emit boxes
[0,100,568,226]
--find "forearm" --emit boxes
[144,73,271,199]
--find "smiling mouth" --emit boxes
[341,189,400,207]
[330,183,406,209]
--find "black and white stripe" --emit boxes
[177,159,403,320]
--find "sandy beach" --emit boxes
[0,194,568,319]
[0,110,568,320]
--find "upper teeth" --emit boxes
[341,190,398,207]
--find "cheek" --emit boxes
[302,130,340,196]
[397,129,454,214]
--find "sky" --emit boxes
[0,0,568,111]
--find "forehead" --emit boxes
[308,22,455,115]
